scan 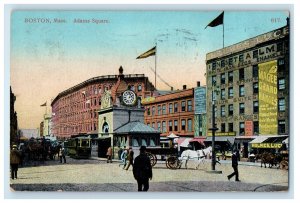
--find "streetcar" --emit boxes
[65,137,92,159]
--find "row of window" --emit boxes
[216,98,286,117]
[212,59,286,85]
[147,119,193,133]
[147,100,193,116]
[221,120,286,135]
[57,122,97,134]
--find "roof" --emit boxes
[114,121,160,134]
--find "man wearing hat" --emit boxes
[227,149,240,182]
[133,146,152,191]
[10,145,21,179]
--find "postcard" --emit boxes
[7,6,291,197]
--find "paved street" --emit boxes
[9,156,289,192]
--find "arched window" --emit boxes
[102,122,109,134]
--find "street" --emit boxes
[9,156,289,192]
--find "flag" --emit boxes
[136,46,156,59]
[205,11,224,29]
[40,102,47,107]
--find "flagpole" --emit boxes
[223,23,224,48]
[155,42,157,89]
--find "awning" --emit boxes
[204,136,235,145]
[167,133,179,138]
[249,136,269,144]
[177,138,193,147]
[189,137,206,145]
[282,138,289,144]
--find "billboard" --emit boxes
[258,60,278,135]
[194,87,206,114]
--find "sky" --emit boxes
[10,10,289,129]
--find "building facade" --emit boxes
[51,67,155,139]
[206,23,289,154]
[143,86,195,138]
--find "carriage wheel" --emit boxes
[166,156,180,170]
[146,152,157,167]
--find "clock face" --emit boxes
[122,90,137,106]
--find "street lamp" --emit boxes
[208,81,221,172]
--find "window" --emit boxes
[152,122,155,129]
[150,138,156,147]
[162,121,166,133]
[221,73,226,84]
[278,78,285,90]
[253,121,259,134]
[157,122,161,132]
[278,59,285,72]
[147,108,151,116]
[228,71,233,83]
[221,89,225,99]
[229,58,233,66]
[228,87,234,98]
[253,83,259,94]
[181,101,186,112]
[253,65,258,78]
[239,122,245,135]
[278,98,285,112]
[212,76,217,86]
[221,123,226,132]
[277,42,283,52]
[147,123,150,127]
[212,62,216,70]
[187,100,192,112]
[157,105,161,115]
[221,60,225,67]
[132,138,139,147]
[221,105,226,117]
[174,102,178,113]
[162,104,167,115]
[174,120,178,131]
[142,138,147,147]
[152,106,155,116]
[239,68,244,81]
[138,84,142,91]
[239,85,245,97]
[239,103,245,114]
[187,119,192,132]
[169,120,173,131]
[278,120,286,134]
[253,101,259,113]
[239,54,244,62]
[228,104,233,116]
[253,50,258,59]
[181,119,186,131]
[228,123,233,132]
[169,103,173,114]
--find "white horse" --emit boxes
[179,146,212,169]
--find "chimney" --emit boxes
[171,87,174,91]
[286,17,290,26]
[118,66,124,79]
[197,81,201,87]
[183,85,187,90]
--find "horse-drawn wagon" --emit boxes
[145,147,180,169]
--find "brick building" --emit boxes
[205,22,289,155]
[51,67,155,139]
[143,86,195,147]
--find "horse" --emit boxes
[179,146,212,169]
[257,152,282,168]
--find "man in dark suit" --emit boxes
[133,146,152,191]
[227,149,240,182]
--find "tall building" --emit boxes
[51,67,155,139]
[206,22,289,155]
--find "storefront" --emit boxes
[249,135,288,154]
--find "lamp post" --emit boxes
[209,81,220,172]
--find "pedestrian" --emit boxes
[119,148,128,168]
[124,148,134,170]
[133,146,152,192]
[58,146,66,163]
[227,149,240,182]
[10,145,21,179]
[106,146,112,163]
[118,147,123,160]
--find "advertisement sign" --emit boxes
[259,60,278,135]
[194,87,206,114]
[245,120,253,136]
[251,143,282,149]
